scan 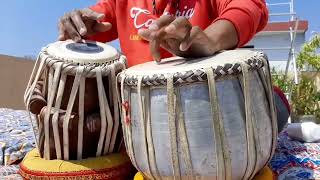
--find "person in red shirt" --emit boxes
[58,0,268,66]
[58,0,289,131]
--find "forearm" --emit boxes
[212,0,268,48]
[204,20,239,52]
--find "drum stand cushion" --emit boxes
[133,167,274,180]
[19,149,135,179]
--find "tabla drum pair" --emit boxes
[118,50,277,180]
[24,40,126,160]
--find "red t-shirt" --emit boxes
[89,0,268,67]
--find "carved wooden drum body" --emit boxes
[118,50,277,180]
[24,40,126,160]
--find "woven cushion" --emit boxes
[19,149,135,179]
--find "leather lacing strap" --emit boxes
[43,63,62,159]
[145,88,161,180]
[63,66,84,160]
[109,64,120,153]
[24,55,48,152]
[240,63,263,180]
[47,68,54,100]
[25,53,126,160]
[115,61,127,152]
[257,59,278,167]
[120,78,139,170]
[175,88,195,180]
[205,68,231,180]
[101,70,114,156]
[77,68,86,159]
[24,55,46,103]
[167,74,181,180]
[120,77,130,156]
[24,55,47,155]
[51,70,67,160]
[138,77,155,180]
[96,67,108,156]
[24,56,51,153]
[24,55,41,101]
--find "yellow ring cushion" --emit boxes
[19,149,135,180]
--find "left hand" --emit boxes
[138,15,219,62]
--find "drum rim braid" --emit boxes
[39,50,126,77]
[118,52,267,86]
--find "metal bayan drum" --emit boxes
[24,40,126,160]
[118,50,277,180]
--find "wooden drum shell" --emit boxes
[24,41,127,160]
[118,50,277,180]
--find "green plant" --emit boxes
[291,34,320,120]
[271,67,291,93]
[271,35,320,121]
[297,35,320,71]
[291,74,320,119]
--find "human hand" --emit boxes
[138,15,219,62]
[58,8,112,42]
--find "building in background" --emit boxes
[247,0,309,73]
[248,20,308,71]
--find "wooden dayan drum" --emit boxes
[24,40,126,160]
[118,50,277,180]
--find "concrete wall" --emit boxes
[0,55,34,109]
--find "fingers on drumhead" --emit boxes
[150,39,162,63]
[82,8,105,21]
[61,15,82,42]
[58,22,67,41]
[180,26,201,51]
[58,8,106,41]
[149,15,175,31]
[70,10,87,36]
[93,22,112,33]
[138,29,152,41]
[165,16,192,34]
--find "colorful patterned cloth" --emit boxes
[0,108,36,165]
[270,131,320,180]
[0,165,23,179]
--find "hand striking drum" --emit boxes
[24,40,126,160]
[118,50,277,180]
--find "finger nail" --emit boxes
[165,25,176,33]
[180,42,188,51]
[155,60,161,64]
[74,37,81,42]
[148,24,159,31]
[155,57,161,64]
[58,35,64,41]
[79,28,86,36]
[154,53,161,63]
[97,14,105,19]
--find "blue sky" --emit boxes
[0,0,318,57]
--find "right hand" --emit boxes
[58,8,112,42]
